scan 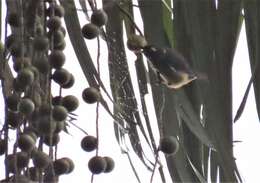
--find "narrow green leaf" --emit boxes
[139,1,199,182]
[175,90,214,149]
[243,0,260,122]
[162,0,174,47]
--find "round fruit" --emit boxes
[52,96,63,106]
[127,34,147,51]
[23,128,38,141]
[62,95,79,112]
[17,134,36,152]
[13,78,27,92]
[46,4,65,17]
[7,111,21,128]
[27,167,40,181]
[5,152,29,172]
[53,158,70,175]
[81,23,100,39]
[54,39,66,50]
[16,68,34,86]
[52,105,68,121]
[6,94,20,111]
[103,156,115,173]
[159,136,179,155]
[88,156,107,174]
[10,42,23,57]
[48,50,65,69]
[48,29,65,48]
[91,9,108,27]
[35,117,57,136]
[36,25,44,36]
[52,68,71,86]
[32,150,51,169]
[18,98,35,115]
[60,157,74,173]
[7,13,21,27]
[81,135,97,152]
[54,121,65,133]
[82,87,101,104]
[62,73,74,88]
[38,103,52,116]
[29,65,40,78]
[33,56,50,74]
[47,16,61,31]
[13,57,31,72]
[43,133,60,146]
[0,139,7,155]
[60,26,66,37]
[33,36,49,51]
[16,151,30,168]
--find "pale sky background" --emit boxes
[1,1,260,183]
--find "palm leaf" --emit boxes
[242,0,260,122]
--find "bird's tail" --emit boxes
[194,72,208,81]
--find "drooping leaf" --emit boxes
[243,0,260,122]
[60,0,119,127]
[103,0,154,171]
[162,0,174,47]
[138,1,200,182]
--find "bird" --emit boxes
[141,45,198,89]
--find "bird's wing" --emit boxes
[165,48,194,74]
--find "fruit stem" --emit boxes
[95,101,100,156]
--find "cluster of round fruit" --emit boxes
[82,9,108,39]
[4,148,74,182]
[81,87,115,174]
[0,1,78,182]
[81,135,115,174]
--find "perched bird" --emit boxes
[142,45,198,89]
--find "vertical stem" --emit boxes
[150,150,159,183]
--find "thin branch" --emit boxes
[67,120,89,136]
[115,2,143,36]
[124,151,141,183]
[150,150,159,183]
[95,102,100,156]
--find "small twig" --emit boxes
[95,102,100,156]
[115,2,143,36]
[97,37,101,74]
[124,150,141,183]
[59,86,62,97]
[87,0,95,11]
[90,102,99,183]
[91,173,94,183]
[67,120,89,136]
